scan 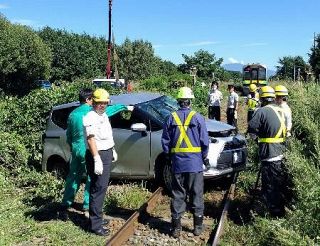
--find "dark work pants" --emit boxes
[247,110,254,123]
[227,108,237,129]
[208,106,221,121]
[86,149,112,231]
[171,172,204,219]
[261,160,288,216]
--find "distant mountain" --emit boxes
[222,63,243,72]
[222,63,276,78]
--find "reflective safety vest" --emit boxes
[248,92,259,111]
[170,111,201,153]
[258,105,286,143]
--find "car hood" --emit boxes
[205,119,235,133]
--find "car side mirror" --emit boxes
[131,123,147,132]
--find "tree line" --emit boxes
[1,14,320,95]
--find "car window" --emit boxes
[109,109,162,131]
[51,106,77,130]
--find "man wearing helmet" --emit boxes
[248,86,287,217]
[59,88,127,222]
[275,85,292,137]
[83,88,115,236]
[161,87,209,238]
[246,84,260,123]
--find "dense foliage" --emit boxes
[275,56,308,81]
[0,15,51,94]
[309,33,320,80]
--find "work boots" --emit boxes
[171,218,181,238]
[193,215,203,236]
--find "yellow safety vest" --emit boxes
[248,98,259,110]
[170,111,201,153]
[258,105,286,143]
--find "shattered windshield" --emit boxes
[137,95,179,125]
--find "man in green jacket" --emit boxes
[60,88,127,220]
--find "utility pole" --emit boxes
[106,0,112,79]
[293,65,296,82]
[190,66,197,86]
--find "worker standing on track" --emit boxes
[208,81,223,121]
[59,88,127,221]
[83,88,116,236]
[248,86,288,217]
[246,83,260,124]
[275,85,292,137]
[161,87,209,238]
[226,84,239,129]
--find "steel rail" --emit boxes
[209,172,238,246]
[106,187,163,246]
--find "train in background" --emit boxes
[242,64,267,95]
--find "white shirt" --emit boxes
[280,102,292,131]
[83,110,115,150]
[208,89,223,107]
[227,91,239,109]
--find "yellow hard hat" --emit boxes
[93,88,110,102]
[249,84,257,92]
[177,87,195,99]
[260,86,275,98]
[274,85,288,96]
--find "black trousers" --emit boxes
[227,108,237,128]
[247,110,254,123]
[261,160,290,216]
[208,106,221,121]
[171,172,204,219]
[86,149,112,231]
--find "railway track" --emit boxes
[105,174,238,245]
[106,187,163,245]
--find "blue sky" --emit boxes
[1,0,319,69]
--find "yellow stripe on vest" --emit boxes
[171,111,201,153]
[258,105,286,143]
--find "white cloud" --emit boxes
[182,41,218,47]
[153,44,164,48]
[241,42,268,47]
[228,57,239,63]
[0,4,9,9]
[11,18,42,29]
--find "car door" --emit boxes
[109,109,150,178]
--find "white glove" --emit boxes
[93,155,103,175]
[234,110,238,119]
[127,105,134,111]
[286,131,292,138]
[112,148,118,162]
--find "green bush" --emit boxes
[0,79,120,165]
[16,167,64,203]
[0,132,29,170]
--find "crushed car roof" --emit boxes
[110,92,162,106]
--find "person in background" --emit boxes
[83,88,115,236]
[246,83,260,123]
[226,84,239,129]
[127,81,133,93]
[161,87,209,238]
[274,85,292,137]
[208,81,223,121]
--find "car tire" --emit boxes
[162,163,173,195]
[155,155,173,195]
[49,160,69,180]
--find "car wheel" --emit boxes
[155,155,173,195]
[50,161,69,180]
[162,163,173,195]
